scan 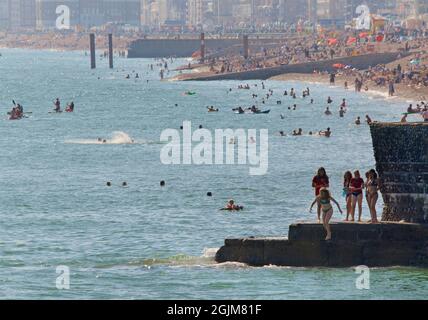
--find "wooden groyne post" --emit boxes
[108,33,114,69]
[200,32,205,63]
[90,33,96,69]
[243,35,249,59]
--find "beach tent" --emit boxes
[347,37,357,45]
[376,34,384,42]
[370,14,388,33]
[328,38,338,46]
[410,59,421,65]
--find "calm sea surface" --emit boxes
[0,49,427,299]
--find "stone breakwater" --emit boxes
[177,52,408,81]
[370,122,428,223]
[215,222,428,267]
[215,122,428,267]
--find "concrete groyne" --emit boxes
[179,52,408,81]
[370,122,428,223]
[215,222,428,267]
[216,122,428,267]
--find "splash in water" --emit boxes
[65,131,137,145]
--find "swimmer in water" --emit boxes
[355,117,361,125]
[325,107,332,115]
[339,107,345,117]
[340,99,346,108]
[327,97,333,104]
[279,131,286,136]
[222,199,243,211]
[319,127,331,137]
[366,115,372,124]
[293,128,303,136]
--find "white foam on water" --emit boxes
[65,131,145,145]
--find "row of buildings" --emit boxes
[1,0,428,31]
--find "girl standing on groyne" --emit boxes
[310,188,343,240]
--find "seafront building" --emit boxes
[0,0,141,30]
[1,0,428,31]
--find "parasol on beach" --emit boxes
[333,63,346,69]
[359,32,370,38]
[347,37,357,45]
[328,38,338,46]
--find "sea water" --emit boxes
[0,49,427,299]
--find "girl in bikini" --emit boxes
[310,188,343,240]
[350,170,365,222]
[343,171,353,221]
[366,169,380,223]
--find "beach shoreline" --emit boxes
[269,72,425,103]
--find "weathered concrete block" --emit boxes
[370,122,428,223]
[215,222,428,267]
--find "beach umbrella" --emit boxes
[333,63,346,69]
[347,37,357,45]
[359,32,369,38]
[328,38,338,46]
[376,34,384,42]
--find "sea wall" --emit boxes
[215,222,428,267]
[370,122,428,223]
[127,38,283,58]
[182,52,407,81]
[127,39,241,58]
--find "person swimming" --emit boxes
[324,107,332,115]
[339,107,345,117]
[319,127,331,137]
[54,98,61,112]
[355,117,361,125]
[327,96,333,104]
[222,199,243,211]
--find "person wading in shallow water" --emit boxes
[312,167,330,222]
[309,188,343,240]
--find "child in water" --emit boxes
[309,188,343,240]
[222,199,243,211]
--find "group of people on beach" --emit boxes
[310,167,380,240]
